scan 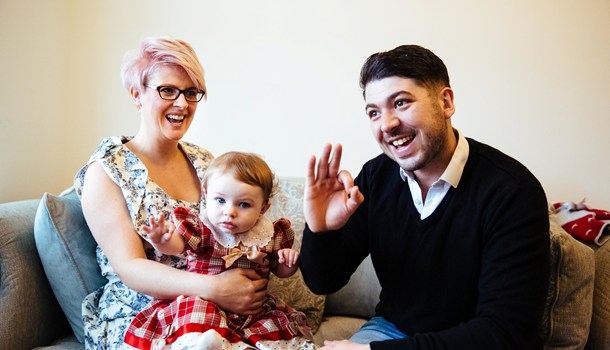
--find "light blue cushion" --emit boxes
[34,188,107,344]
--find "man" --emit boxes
[299,45,550,349]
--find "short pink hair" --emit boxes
[121,36,206,96]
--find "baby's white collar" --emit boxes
[199,209,274,248]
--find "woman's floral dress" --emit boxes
[74,136,213,349]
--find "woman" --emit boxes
[75,36,268,349]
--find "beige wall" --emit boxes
[1,0,609,209]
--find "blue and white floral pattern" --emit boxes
[74,136,213,349]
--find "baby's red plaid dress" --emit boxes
[124,207,311,349]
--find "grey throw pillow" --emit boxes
[539,217,595,348]
[34,188,107,343]
[585,242,610,349]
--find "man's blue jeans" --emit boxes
[349,316,408,344]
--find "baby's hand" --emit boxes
[277,248,299,268]
[142,213,176,245]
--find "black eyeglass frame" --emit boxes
[144,84,205,102]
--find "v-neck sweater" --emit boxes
[300,138,550,350]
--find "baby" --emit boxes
[124,152,314,350]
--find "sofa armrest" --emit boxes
[0,199,71,349]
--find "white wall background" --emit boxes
[1,0,609,209]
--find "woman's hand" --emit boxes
[304,144,364,232]
[208,268,269,315]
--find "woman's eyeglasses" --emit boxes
[144,84,205,102]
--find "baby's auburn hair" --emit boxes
[203,152,278,203]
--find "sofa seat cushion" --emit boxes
[32,334,82,350]
[313,316,367,346]
[34,188,107,344]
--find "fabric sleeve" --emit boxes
[300,171,371,296]
[172,207,205,252]
[268,218,295,265]
[272,218,295,251]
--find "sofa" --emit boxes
[0,176,608,350]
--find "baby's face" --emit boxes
[204,174,266,235]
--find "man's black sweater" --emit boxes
[300,138,550,350]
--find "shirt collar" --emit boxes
[399,128,469,188]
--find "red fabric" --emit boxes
[124,294,300,349]
[124,207,308,349]
[551,201,610,245]
[173,207,294,277]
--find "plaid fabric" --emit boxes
[173,207,294,277]
[124,207,309,349]
[124,290,307,348]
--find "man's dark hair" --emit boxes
[359,45,450,94]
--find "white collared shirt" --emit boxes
[400,129,469,219]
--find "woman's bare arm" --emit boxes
[81,162,268,314]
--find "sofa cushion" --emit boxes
[313,316,367,346]
[539,216,595,348]
[0,199,72,349]
[585,242,610,349]
[323,255,380,319]
[267,177,326,333]
[34,188,107,344]
[268,269,326,333]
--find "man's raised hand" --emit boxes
[304,144,364,232]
